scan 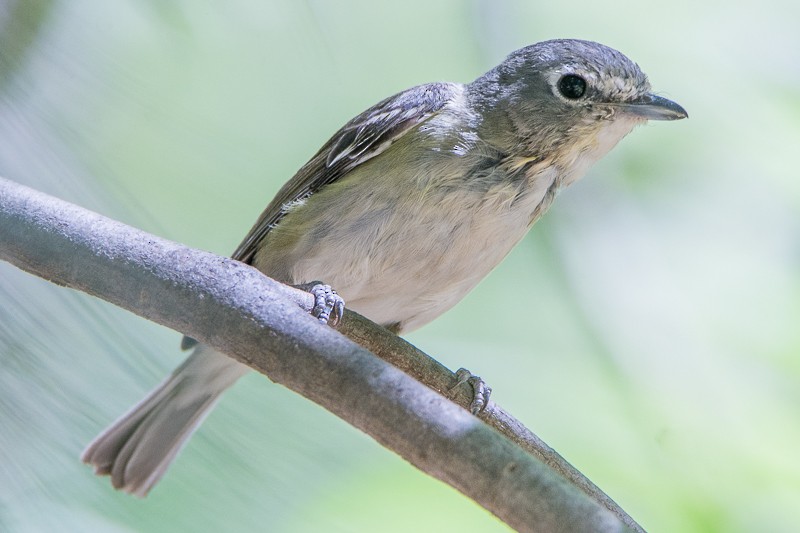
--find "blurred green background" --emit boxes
[1,0,799,531]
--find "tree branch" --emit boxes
[0,176,641,532]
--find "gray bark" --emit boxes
[0,176,642,532]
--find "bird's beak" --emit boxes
[620,93,688,121]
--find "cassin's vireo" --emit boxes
[82,39,687,496]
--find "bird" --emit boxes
[81,38,687,496]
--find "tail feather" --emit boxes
[82,345,249,496]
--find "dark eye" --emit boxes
[557,74,587,99]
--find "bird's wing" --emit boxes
[231,82,458,264]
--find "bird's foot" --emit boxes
[295,282,345,327]
[450,368,492,415]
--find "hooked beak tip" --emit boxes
[625,93,688,121]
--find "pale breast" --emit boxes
[257,144,560,332]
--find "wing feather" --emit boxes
[231,82,457,264]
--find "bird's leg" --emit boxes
[294,282,345,327]
[450,368,492,415]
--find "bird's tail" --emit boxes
[81,345,249,497]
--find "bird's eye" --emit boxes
[557,74,587,100]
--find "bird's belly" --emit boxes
[262,167,558,332]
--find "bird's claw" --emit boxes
[300,282,345,327]
[450,368,492,415]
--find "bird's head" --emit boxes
[470,39,687,161]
